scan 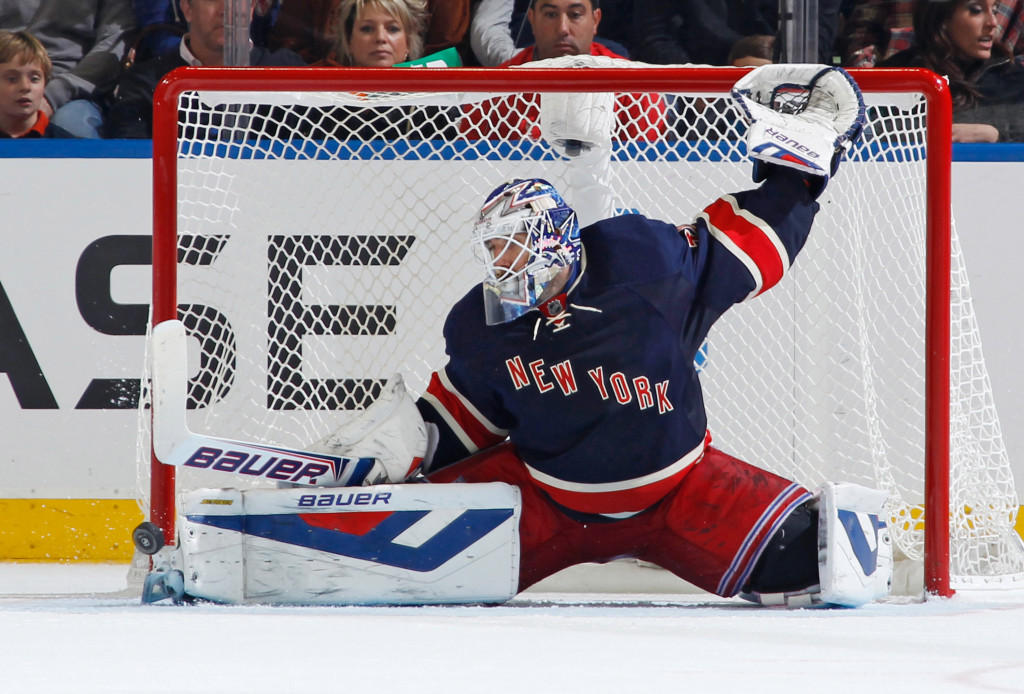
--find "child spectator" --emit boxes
[0,30,75,138]
[0,0,135,139]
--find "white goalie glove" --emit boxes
[529,55,626,224]
[731,64,866,198]
[307,374,433,486]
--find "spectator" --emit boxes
[461,0,666,141]
[878,0,1024,142]
[330,0,428,66]
[471,0,633,67]
[840,0,1024,66]
[127,0,275,62]
[129,0,188,63]
[309,0,458,139]
[502,0,625,63]
[105,0,305,138]
[728,33,775,66]
[266,0,469,65]
[630,0,777,65]
[0,30,75,138]
[0,0,136,139]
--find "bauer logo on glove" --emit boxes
[757,125,824,170]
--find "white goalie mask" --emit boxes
[471,178,581,325]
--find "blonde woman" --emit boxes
[268,0,466,65]
[314,0,457,139]
[334,0,428,66]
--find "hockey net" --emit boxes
[138,61,1024,597]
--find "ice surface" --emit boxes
[2,562,1024,694]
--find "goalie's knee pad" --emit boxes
[741,482,892,608]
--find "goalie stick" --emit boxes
[139,320,523,605]
[150,319,376,487]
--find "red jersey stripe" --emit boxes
[716,483,813,595]
[422,369,507,453]
[700,195,789,297]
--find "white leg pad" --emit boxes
[171,482,521,605]
[817,481,893,607]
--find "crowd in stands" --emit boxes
[1,0,1023,141]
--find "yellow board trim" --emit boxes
[0,499,1022,562]
[0,499,143,561]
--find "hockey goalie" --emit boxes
[140,64,892,608]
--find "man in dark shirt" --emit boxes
[106,0,305,139]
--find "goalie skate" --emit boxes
[141,563,185,605]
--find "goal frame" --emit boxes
[149,66,954,596]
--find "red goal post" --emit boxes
[143,64,1021,598]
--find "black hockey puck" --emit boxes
[132,521,165,555]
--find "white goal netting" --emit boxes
[137,63,1024,594]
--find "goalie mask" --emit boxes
[472,178,580,325]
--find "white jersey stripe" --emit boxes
[702,215,765,301]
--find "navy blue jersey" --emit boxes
[418,169,818,514]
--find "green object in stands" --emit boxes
[395,47,462,68]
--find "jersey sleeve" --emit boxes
[687,167,819,312]
[416,365,510,471]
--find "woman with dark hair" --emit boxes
[878,0,1024,142]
